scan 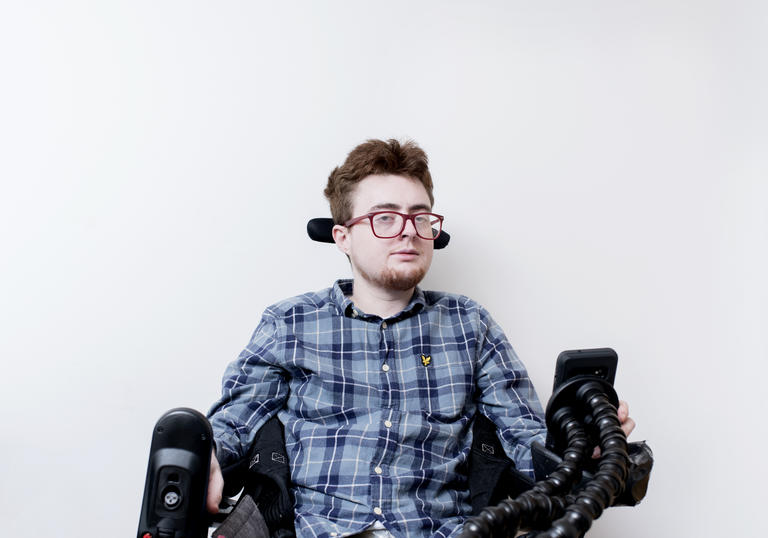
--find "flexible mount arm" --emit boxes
[460,378,641,538]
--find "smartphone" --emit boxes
[553,348,618,390]
[546,348,618,454]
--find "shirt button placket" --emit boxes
[381,320,392,378]
[376,319,395,519]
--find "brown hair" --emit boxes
[324,139,434,224]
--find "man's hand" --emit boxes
[617,400,636,438]
[207,449,224,514]
[592,400,636,458]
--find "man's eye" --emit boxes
[375,215,395,223]
[414,215,428,224]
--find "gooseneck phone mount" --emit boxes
[460,348,653,538]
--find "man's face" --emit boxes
[334,174,435,292]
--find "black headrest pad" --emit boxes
[307,218,450,249]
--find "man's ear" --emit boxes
[332,224,350,255]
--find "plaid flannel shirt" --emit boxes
[209,280,546,537]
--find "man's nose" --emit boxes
[401,216,419,237]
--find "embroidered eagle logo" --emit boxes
[420,354,432,367]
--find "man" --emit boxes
[206,139,634,537]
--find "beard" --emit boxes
[359,263,427,291]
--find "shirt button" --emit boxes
[351,309,358,318]
[373,507,383,516]
[374,466,383,474]
[381,321,387,329]
[382,364,390,372]
[384,420,392,428]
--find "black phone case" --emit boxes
[552,347,618,390]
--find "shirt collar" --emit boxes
[331,279,426,322]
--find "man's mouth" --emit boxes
[391,249,419,259]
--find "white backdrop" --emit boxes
[1,2,766,537]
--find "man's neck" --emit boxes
[349,278,414,319]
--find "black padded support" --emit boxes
[469,414,536,515]
[307,218,450,249]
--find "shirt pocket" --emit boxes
[287,336,384,419]
[398,345,476,422]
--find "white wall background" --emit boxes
[1,1,766,536]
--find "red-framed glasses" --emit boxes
[344,211,444,240]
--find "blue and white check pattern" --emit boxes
[209,280,546,538]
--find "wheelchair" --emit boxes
[137,219,653,538]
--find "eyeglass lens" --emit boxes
[371,213,441,238]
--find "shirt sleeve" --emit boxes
[473,307,547,477]
[207,311,290,468]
